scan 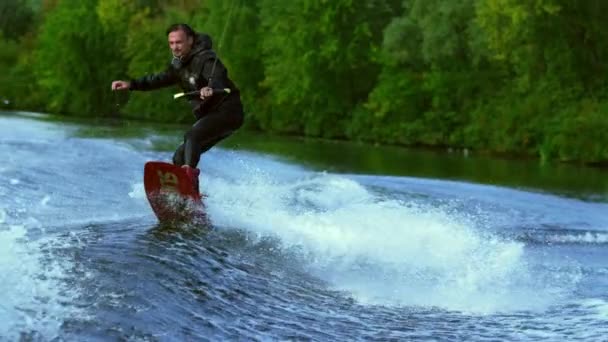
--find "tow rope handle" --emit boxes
[173,88,231,99]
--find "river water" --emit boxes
[1,112,607,341]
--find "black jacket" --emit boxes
[129,33,240,119]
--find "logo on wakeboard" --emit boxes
[157,171,179,192]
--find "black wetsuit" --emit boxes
[129,33,244,168]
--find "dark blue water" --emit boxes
[1,113,608,341]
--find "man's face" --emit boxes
[168,30,193,58]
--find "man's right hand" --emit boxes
[111,80,130,91]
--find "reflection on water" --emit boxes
[224,131,608,201]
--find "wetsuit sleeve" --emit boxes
[129,66,178,91]
[202,58,229,89]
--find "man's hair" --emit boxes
[166,23,195,38]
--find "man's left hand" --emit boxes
[200,87,213,100]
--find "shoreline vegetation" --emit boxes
[1,1,607,167]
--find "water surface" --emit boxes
[1,112,607,340]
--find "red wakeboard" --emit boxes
[143,161,204,224]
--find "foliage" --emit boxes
[0,0,34,40]
[257,0,399,137]
[33,0,128,116]
[192,0,264,127]
[1,0,608,164]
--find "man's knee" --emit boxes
[184,126,203,145]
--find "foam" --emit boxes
[204,168,580,313]
[0,223,80,339]
[128,182,146,200]
[548,232,608,244]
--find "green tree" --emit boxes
[4,0,607,164]
[0,0,34,40]
[192,0,264,127]
[258,0,399,137]
[121,7,192,122]
[34,0,128,116]
[470,0,608,160]
[360,0,489,147]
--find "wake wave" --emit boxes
[0,115,150,339]
[202,158,581,313]
[0,223,82,340]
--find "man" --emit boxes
[111,23,244,196]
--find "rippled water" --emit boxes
[1,113,607,341]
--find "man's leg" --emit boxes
[172,143,186,166]
[172,135,227,168]
[183,102,244,168]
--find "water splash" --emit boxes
[205,167,580,313]
[0,223,81,339]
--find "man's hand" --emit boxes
[111,80,130,91]
[200,87,213,100]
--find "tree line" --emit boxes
[1,0,607,164]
